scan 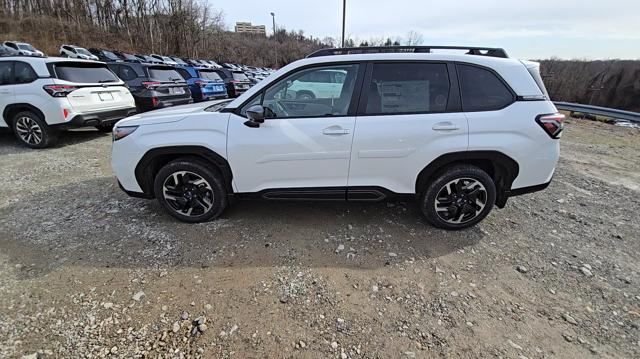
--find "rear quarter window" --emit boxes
[54,63,120,83]
[457,64,514,112]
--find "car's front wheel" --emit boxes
[153,159,227,223]
[11,110,58,149]
[420,165,496,230]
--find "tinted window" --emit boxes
[14,62,37,83]
[147,67,183,82]
[254,64,359,118]
[119,65,138,81]
[54,63,120,83]
[214,70,228,79]
[232,72,249,81]
[18,44,35,51]
[0,61,13,85]
[365,63,449,114]
[175,68,192,80]
[76,48,92,56]
[458,64,514,111]
[198,70,222,81]
[102,50,120,60]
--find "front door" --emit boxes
[227,63,363,196]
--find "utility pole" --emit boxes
[271,12,278,68]
[341,0,346,47]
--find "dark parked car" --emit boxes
[112,51,141,62]
[88,48,121,62]
[213,68,252,97]
[174,66,228,102]
[134,54,162,64]
[107,62,192,111]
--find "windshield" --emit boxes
[147,67,184,82]
[232,71,249,81]
[18,44,35,51]
[75,48,92,56]
[198,70,223,81]
[172,57,187,65]
[162,56,175,62]
[55,63,120,83]
[102,50,120,60]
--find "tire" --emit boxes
[296,91,315,100]
[419,165,496,230]
[95,123,115,133]
[11,110,58,149]
[153,159,227,223]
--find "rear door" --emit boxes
[51,62,133,112]
[348,62,468,196]
[0,61,15,127]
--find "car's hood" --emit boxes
[117,100,230,127]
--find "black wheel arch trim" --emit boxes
[3,103,46,126]
[134,146,233,198]
[415,151,520,208]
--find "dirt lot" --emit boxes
[0,120,638,359]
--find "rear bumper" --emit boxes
[496,179,552,208]
[61,107,137,128]
[136,95,193,111]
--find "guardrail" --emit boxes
[553,102,640,124]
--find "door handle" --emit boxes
[432,122,460,131]
[322,126,350,136]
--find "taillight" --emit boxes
[142,81,161,89]
[536,113,565,139]
[151,97,159,107]
[63,108,70,119]
[195,80,207,88]
[43,84,77,97]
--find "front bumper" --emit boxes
[60,107,137,128]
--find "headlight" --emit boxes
[112,126,138,141]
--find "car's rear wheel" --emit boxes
[420,165,496,230]
[153,159,227,223]
[296,91,315,100]
[11,110,58,149]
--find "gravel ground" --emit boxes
[0,120,638,358]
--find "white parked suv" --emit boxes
[111,46,564,229]
[0,56,137,148]
[59,44,99,60]
[2,41,44,57]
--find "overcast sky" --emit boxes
[213,0,639,60]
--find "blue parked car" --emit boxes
[174,66,228,102]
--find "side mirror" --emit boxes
[244,105,265,128]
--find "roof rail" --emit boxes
[307,46,509,59]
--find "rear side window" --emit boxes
[198,70,222,81]
[0,61,13,85]
[147,67,183,82]
[457,64,514,112]
[232,72,249,81]
[14,62,37,83]
[119,65,138,81]
[54,63,120,83]
[175,68,192,80]
[365,63,450,115]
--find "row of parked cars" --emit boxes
[0,41,274,148]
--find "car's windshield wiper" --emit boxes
[98,80,116,83]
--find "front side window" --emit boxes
[14,62,37,83]
[55,63,119,83]
[0,61,14,85]
[365,63,450,115]
[458,64,514,111]
[245,64,359,118]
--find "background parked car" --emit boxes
[88,48,121,62]
[0,44,19,56]
[213,68,252,97]
[0,57,136,148]
[134,54,162,64]
[59,45,99,60]
[107,62,192,111]
[150,54,177,66]
[174,66,228,102]
[112,51,141,62]
[3,41,44,57]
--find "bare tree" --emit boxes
[405,30,423,46]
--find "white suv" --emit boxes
[0,56,137,148]
[111,46,563,230]
[59,44,99,61]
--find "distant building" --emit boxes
[235,22,266,36]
